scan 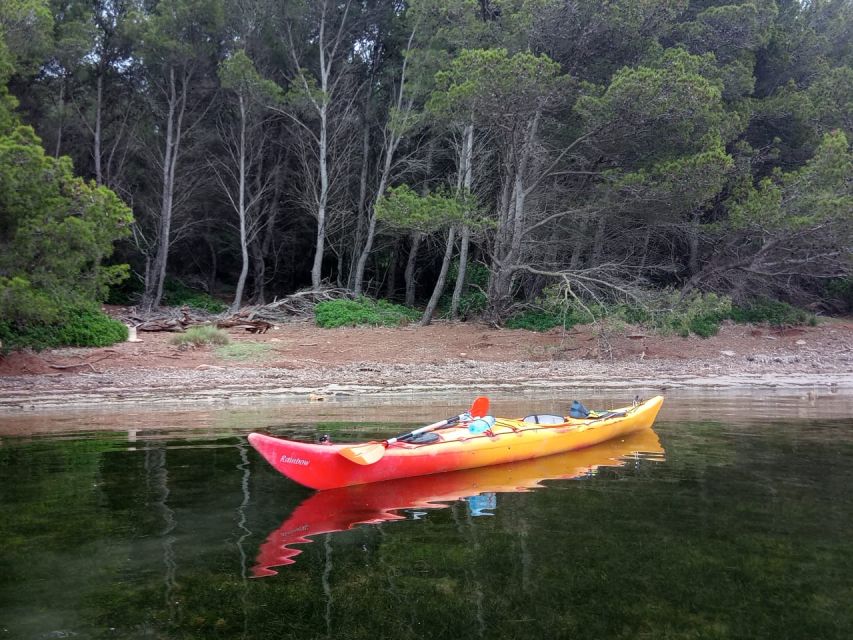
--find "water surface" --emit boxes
[1,392,851,639]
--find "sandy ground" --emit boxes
[1,318,851,411]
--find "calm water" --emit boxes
[1,393,852,639]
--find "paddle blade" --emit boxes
[338,442,387,465]
[471,396,490,418]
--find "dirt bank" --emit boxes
[1,319,851,411]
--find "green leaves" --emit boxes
[728,130,852,231]
[375,185,482,233]
[0,0,52,79]
[218,50,282,105]
[428,48,569,125]
[139,0,225,67]
[577,48,730,165]
[0,114,132,335]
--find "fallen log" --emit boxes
[136,319,187,332]
[216,319,272,334]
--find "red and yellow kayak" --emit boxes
[253,428,665,575]
[248,395,664,490]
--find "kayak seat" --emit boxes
[522,414,566,425]
[399,431,441,444]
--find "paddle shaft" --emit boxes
[388,415,461,446]
[336,396,489,465]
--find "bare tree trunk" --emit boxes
[352,27,416,295]
[450,123,474,319]
[404,232,422,307]
[231,96,250,313]
[487,111,540,317]
[312,104,329,289]
[54,81,64,158]
[639,225,652,270]
[348,110,371,289]
[591,214,607,266]
[206,235,218,295]
[250,239,266,304]
[94,74,103,185]
[569,218,587,269]
[141,67,188,312]
[420,227,456,326]
[403,137,436,306]
[688,209,701,276]
[384,238,400,298]
[251,151,284,305]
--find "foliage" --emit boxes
[520,289,817,337]
[0,8,132,347]
[169,325,229,347]
[218,49,282,106]
[0,123,133,308]
[728,130,852,231]
[428,47,569,126]
[439,260,489,319]
[505,308,582,332]
[214,341,274,361]
[824,278,853,313]
[161,281,227,313]
[315,297,419,329]
[104,274,145,305]
[652,291,733,338]
[516,288,734,338]
[0,304,127,352]
[729,299,816,327]
[376,185,477,233]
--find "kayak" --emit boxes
[248,395,664,490]
[253,428,665,575]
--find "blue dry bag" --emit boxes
[569,400,590,419]
[468,415,496,434]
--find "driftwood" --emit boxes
[129,307,205,332]
[240,287,355,323]
[136,319,188,332]
[215,318,272,334]
[118,286,355,332]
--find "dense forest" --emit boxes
[1,0,851,346]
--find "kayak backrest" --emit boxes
[399,431,441,444]
[522,414,565,425]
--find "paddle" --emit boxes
[338,396,490,465]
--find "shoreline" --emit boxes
[1,319,851,413]
[1,365,850,413]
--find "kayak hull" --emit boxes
[249,395,664,490]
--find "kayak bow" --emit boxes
[248,395,664,490]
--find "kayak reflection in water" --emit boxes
[466,492,497,517]
[252,428,665,576]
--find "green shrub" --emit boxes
[505,308,582,332]
[730,298,815,326]
[505,288,817,338]
[0,276,63,327]
[162,280,227,313]
[105,273,145,305]
[611,303,653,326]
[437,261,489,319]
[455,289,488,318]
[824,278,853,312]
[651,291,732,338]
[315,297,419,328]
[169,326,230,347]
[688,314,722,338]
[0,305,128,352]
[215,342,273,360]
